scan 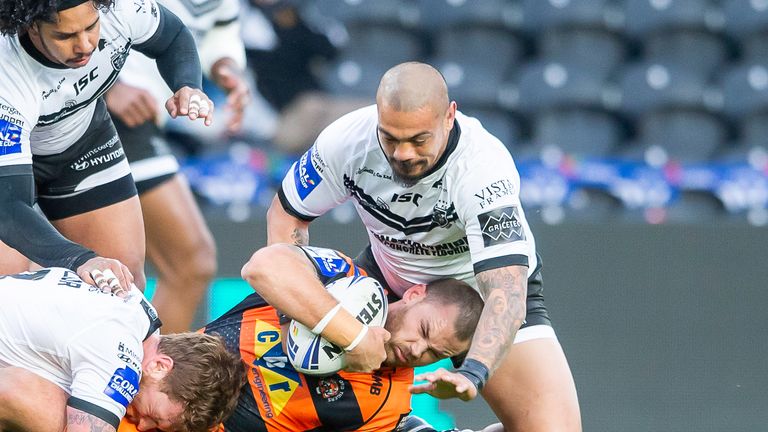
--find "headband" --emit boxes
[56,0,92,11]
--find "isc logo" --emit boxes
[73,67,99,96]
[391,192,423,206]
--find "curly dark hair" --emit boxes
[0,0,114,36]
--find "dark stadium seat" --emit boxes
[437,61,507,108]
[342,25,423,66]
[623,0,720,38]
[461,108,523,151]
[723,0,768,40]
[739,112,768,147]
[432,26,525,74]
[615,62,711,118]
[314,0,417,27]
[321,58,392,97]
[635,111,726,162]
[741,32,768,66]
[719,63,768,119]
[414,0,522,31]
[511,61,607,115]
[531,109,623,157]
[521,0,621,32]
[538,27,626,79]
[643,29,728,78]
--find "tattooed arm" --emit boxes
[266,194,310,246]
[409,265,527,401]
[64,406,117,432]
[467,265,528,373]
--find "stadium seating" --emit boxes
[537,27,626,79]
[414,0,522,31]
[219,0,768,223]
[520,0,620,32]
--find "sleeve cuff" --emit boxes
[67,397,121,430]
[277,187,317,222]
[473,254,529,275]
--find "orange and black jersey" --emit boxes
[202,246,414,432]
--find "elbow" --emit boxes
[241,244,296,291]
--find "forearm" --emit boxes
[134,4,202,91]
[0,174,96,270]
[467,265,528,373]
[266,194,310,245]
[65,406,116,432]
[241,244,363,347]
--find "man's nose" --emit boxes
[74,34,94,54]
[392,143,416,162]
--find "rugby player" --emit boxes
[0,267,244,432]
[104,0,250,332]
[266,62,582,431]
[117,243,485,431]
[0,0,215,291]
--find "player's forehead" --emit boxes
[45,2,99,33]
[415,303,464,352]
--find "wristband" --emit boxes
[311,304,342,334]
[344,325,369,352]
[456,358,490,392]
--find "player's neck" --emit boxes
[141,334,161,369]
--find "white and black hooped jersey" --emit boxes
[0,0,161,166]
[0,268,161,424]
[279,106,538,297]
[118,0,241,119]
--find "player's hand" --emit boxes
[343,326,390,372]
[211,59,250,132]
[77,257,133,296]
[166,87,214,126]
[409,368,479,401]
[105,81,159,127]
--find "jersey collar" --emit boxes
[19,33,69,69]
[421,119,461,179]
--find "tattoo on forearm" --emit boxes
[471,267,527,372]
[291,228,308,246]
[66,411,113,432]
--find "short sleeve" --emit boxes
[454,144,534,274]
[0,88,36,169]
[278,112,361,220]
[114,0,162,45]
[67,322,143,428]
[298,246,358,284]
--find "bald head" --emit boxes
[376,62,449,114]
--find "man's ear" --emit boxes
[402,283,427,303]
[144,353,174,380]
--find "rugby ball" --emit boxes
[286,275,388,375]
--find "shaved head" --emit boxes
[376,62,449,114]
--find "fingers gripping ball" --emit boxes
[287,276,388,375]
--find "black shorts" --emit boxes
[112,115,178,194]
[33,98,137,220]
[353,245,551,328]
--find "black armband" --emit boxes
[133,4,202,91]
[0,172,97,270]
[456,358,490,392]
